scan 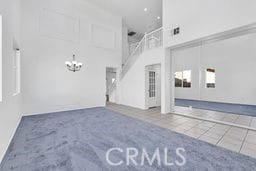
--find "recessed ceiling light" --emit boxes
[157,16,161,20]
[144,8,148,12]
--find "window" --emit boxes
[13,49,21,96]
[175,71,182,87]
[175,70,192,88]
[206,68,215,88]
[182,70,191,88]
[0,15,2,101]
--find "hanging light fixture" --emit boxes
[65,54,83,72]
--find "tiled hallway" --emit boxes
[106,103,256,159]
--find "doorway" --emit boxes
[106,67,117,103]
[146,64,161,108]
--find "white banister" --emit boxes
[130,36,146,57]
[121,27,163,78]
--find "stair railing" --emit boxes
[121,27,163,78]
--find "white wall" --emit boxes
[21,0,122,115]
[119,48,164,109]
[0,0,22,162]
[174,33,256,105]
[163,0,256,47]
[163,0,256,111]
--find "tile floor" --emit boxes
[106,103,256,159]
[174,106,256,129]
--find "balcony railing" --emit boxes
[122,27,163,78]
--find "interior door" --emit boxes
[148,70,157,108]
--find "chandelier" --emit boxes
[65,54,83,72]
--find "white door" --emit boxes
[146,64,161,108]
[148,70,157,108]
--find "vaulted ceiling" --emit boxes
[84,0,162,34]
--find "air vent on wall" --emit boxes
[172,27,180,36]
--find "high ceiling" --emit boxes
[84,0,162,34]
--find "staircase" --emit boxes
[121,27,163,78]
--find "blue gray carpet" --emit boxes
[176,99,256,117]
[1,107,256,171]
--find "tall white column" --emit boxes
[161,48,174,114]
[170,50,175,112]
